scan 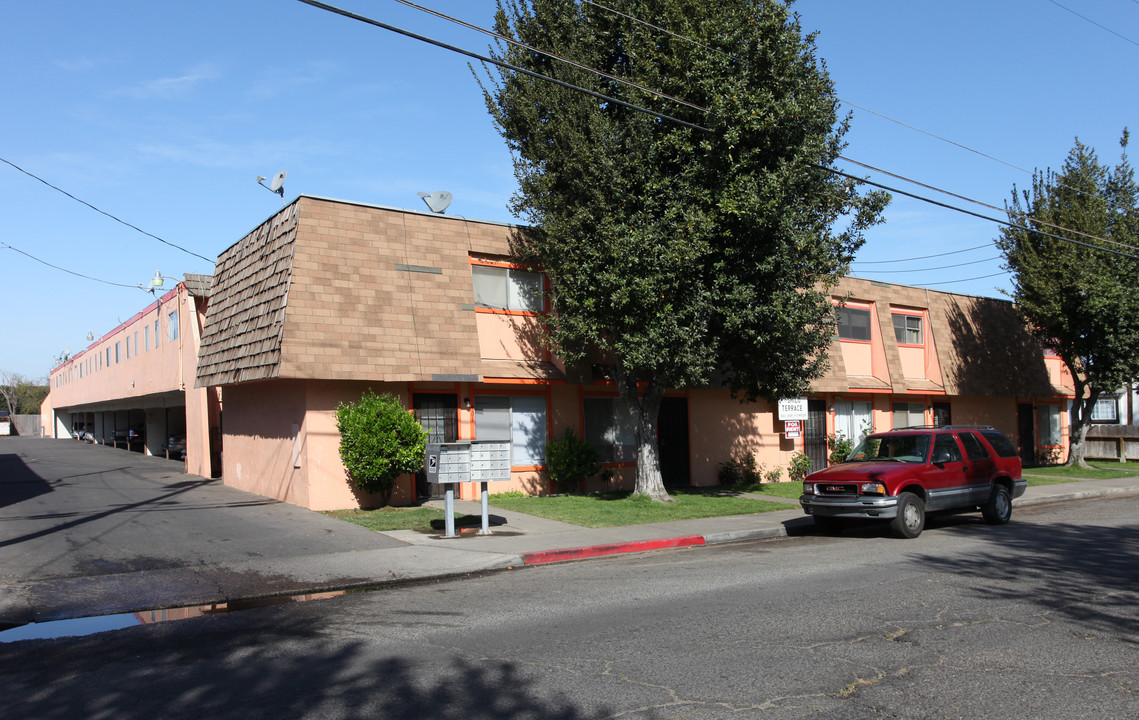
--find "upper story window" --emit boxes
[836,306,872,341]
[892,313,923,345]
[168,310,179,341]
[472,265,543,313]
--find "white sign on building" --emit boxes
[777,397,809,421]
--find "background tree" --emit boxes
[996,134,1139,468]
[481,0,888,501]
[335,390,427,507]
[0,371,49,416]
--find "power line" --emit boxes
[824,166,1139,260]
[838,155,1139,252]
[852,256,1002,274]
[296,0,711,132]
[391,0,707,112]
[909,271,1009,288]
[1,243,147,290]
[323,1,1137,263]
[0,156,214,264]
[852,243,993,264]
[1047,0,1139,48]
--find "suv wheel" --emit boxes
[982,485,1012,525]
[891,492,925,539]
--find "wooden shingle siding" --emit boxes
[195,203,298,387]
[196,196,523,388]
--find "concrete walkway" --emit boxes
[3,435,1138,626]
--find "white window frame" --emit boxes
[1091,397,1119,423]
[892,313,923,345]
[891,401,925,429]
[474,395,547,467]
[472,265,543,313]
[1038,405,1062,446]
[168,310,179,341]
[834,400,873,445]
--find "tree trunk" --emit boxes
[1066,374,1097,470]
[616,368,672,503]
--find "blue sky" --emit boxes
[3,0,1137,380]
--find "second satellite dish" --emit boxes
[257,171,287,203]
[418,191,453,214]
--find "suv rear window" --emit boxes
[958,432,991,460]
[981,431,1018,458]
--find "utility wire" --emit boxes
[0,156,214,264]
[581,0,1126,209]
[838,155,1139,252]
[851,256,1002,274]
[296,0,711,132]
[852,243,993,264]
[1047,0,1139,48]
[911,271,1009,287]
[825,166,1139,260]
[315,1,1136,263]
[390,0,707,112]
[1,243,147,290]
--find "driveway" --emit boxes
[0,436,408,625]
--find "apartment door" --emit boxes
[413,393,459,499]
[658,397,690,488]
[1017,403,1035,466]
[805,399,828,472]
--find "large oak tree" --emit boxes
[997,135,1139,467]
[481,0,887,500]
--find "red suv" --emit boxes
[799,426,1025,538]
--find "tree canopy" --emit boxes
[480,0,887,500]
[996,134,1139,467]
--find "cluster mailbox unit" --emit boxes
[424,440,512,537]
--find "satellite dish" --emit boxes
[418,190,453,214]
[269,170,287,194]
[257,171,288,203]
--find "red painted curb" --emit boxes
[521,535,707,565]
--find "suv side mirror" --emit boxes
[932,448,952,464]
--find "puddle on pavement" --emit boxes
[0,591,345,644]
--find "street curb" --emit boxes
[521,535,706,564]
[514,485,1139,566]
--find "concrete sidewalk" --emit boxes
[4,434,1139,626]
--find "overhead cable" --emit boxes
[851,243,993,264]
[825,166,1139,260]
[390,0,707,112]
[851,256,1001,274]
[1047,0,1139,48]
[296,0,711,132]
[0,156,214,264]
[839,155,1139,252]
[1,243,146,290]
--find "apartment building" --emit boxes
[44,195,1073,510]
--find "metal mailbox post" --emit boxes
[424,440,512,537]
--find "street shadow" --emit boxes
[914,508,1139,644]
[0,453,52,509]
[0,608,599,719]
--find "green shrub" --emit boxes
[764,466,783,483]
[788,451,813,483]
[719,452,764,488]
[827,433,856,466]
[545,428,602,493]
[335,390,426,507]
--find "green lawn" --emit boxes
[486,489,789,528]
[740,481,803,499]
[1024,461,1139,482]
[324,506,455,532]
[326,488,792,532]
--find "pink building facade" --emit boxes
[44,195,1074,511]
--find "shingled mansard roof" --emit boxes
[195,195,561,388]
